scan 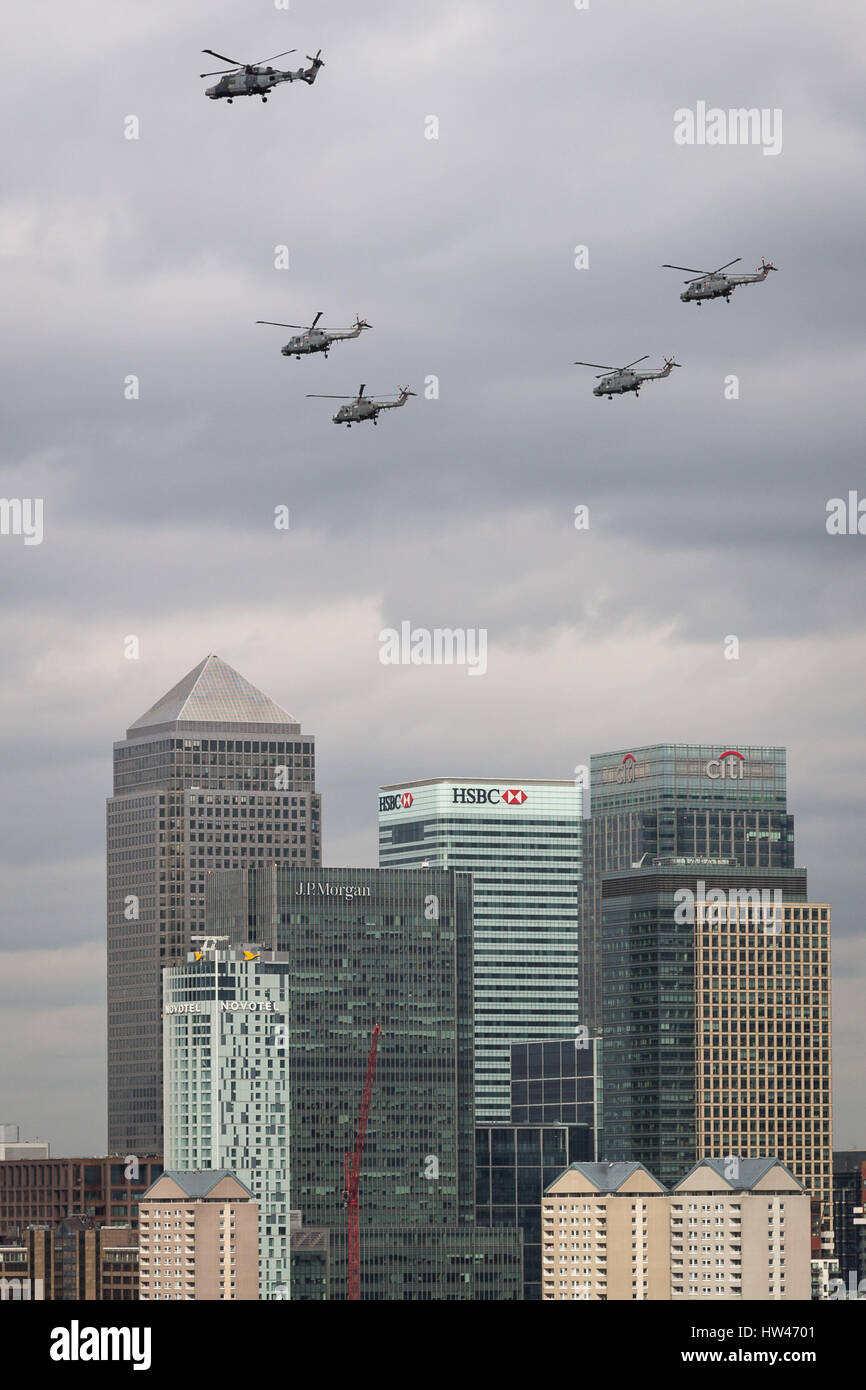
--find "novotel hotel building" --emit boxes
[378,778,582,1124]
[162,948,290,1299]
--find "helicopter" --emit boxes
[307,384,416,427]
[663,256,778,304]
[200,47,324,102]
[256,312,372,359]
[574,355,681,400]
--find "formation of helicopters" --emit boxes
[199,38,414,427]
[201,43,777,418]
[578,254,778,400]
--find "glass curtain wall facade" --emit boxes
[583,745,792,1035]
[378,778,582,1123]
[208,865,522,1297]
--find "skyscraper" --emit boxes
[162,948,290,1298]
[208,865,524,1299]
[107,654,320,1154]
[378,778,582,1122]
[582,745,793,1035]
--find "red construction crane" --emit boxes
[343,1022,382,1301]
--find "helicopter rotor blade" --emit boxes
[200,67,239,76]
[622,355,649,370]
[202,49,244,66]
[662,264,708,279]
[358,385,366,398]
[250,49,297,67]
[256,321,306,329]
[307,394,354,400]
[310,312,323,330]
[712,257,742,274]
[307,50,323,63]
[574,361,616,371]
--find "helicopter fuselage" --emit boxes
[593,371,639,397]
[283,330,330,357]
[681,274,733,303]
[334,401,379,425]
[207,68,286,99]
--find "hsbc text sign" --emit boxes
[379,792,415,812]
[379,787,530,811]
[452,787,527,805]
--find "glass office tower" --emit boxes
[208,865,522,1298]
[107,653,320,1153]
[476,1038,601,1300]
[582,744,792,1035]
[378,778,582,1123]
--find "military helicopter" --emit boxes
[256,312,372,359]
[200,47,324,102]
[307,384,416,427]
[574,355,681,400]
[662,256,778,304]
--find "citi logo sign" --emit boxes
[601,755,651,786]
[452,787,527,805]
[379,791,414,812]
[706,750,745,779]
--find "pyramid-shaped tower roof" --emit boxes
[127,654,301,737]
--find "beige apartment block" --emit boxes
[543,1158,810,1301]
[695,901,832,1236]
[138,1171,258,1301]
[672,1159,811,1301]
[542,1162,670,1301]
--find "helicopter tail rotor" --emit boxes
[759,256,778,272]
[664,356,682,369]
[354,315,372,330]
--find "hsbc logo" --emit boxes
[452,787,528,806]
[379,791,414,812]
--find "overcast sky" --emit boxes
[1,0,864,1154]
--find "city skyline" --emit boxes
[1,0,864,1170]
[0,646,861,1154]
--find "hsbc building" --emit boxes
[378,777,583,1124]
